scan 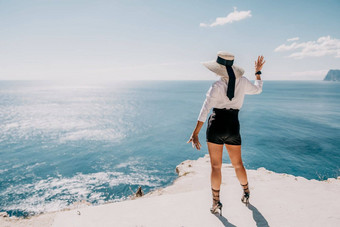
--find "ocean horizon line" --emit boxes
[0,79,330,82]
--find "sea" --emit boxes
[0,80,339,217]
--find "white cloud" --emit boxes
[200,7,252,27]
[274,36,340,59]
[287,37,299,42]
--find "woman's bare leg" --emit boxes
[225,144,248,185]
[207,142,224,190]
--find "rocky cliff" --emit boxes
[324,69,340,81]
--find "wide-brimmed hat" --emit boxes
[202,51,244,79]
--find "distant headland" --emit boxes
[324,70,340,81]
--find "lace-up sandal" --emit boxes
[241,182,250,206]
[210,188,223,216]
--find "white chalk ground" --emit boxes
[1,154,340,227]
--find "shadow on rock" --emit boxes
[247,203,269,227]
[213,213,237,227]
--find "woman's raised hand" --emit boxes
[255,55,266,72]
[187,134,201,150]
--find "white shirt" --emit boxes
[198,76,263,122]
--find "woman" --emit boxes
[187,51,265,216]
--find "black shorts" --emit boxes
[206,108,242,145]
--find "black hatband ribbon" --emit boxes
[216,56,234,66]
[216,56,236,101]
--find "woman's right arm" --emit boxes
[244,55,265,95]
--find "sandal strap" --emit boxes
[241,182,249,191]
[211,188,220,195]
[211,187,220,202]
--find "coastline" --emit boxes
[1,154,340,227]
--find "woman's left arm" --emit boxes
[188,83,220,150]
[187,121,204,150]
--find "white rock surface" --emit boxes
[1,154,340,227]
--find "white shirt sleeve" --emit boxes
[244,78,263,95]
[197,83,221,122]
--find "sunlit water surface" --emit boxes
[0,80,339,217]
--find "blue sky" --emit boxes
[0,0,339,80]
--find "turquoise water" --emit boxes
[0,80,339,217]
